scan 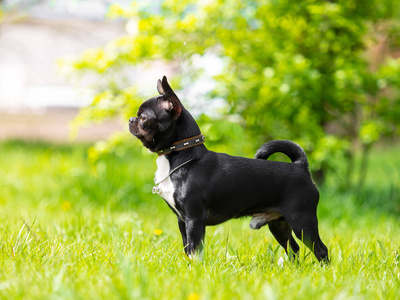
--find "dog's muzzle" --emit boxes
[129,117,139,136]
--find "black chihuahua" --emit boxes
[129,76,328,262]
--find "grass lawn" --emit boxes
[0,141,399,299]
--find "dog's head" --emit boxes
[129,76,183,152]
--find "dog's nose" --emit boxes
[129,117,136,124]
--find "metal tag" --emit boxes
[152,186,161,194]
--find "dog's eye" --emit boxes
[140,116,146,122]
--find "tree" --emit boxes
[62,0,400,186]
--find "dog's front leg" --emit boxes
[185,218,205,259]
[178,218,188,254]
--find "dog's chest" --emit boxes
[155,156,182,218]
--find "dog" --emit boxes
[129,76,328,262]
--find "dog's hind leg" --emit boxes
[288,213,329,262]
[268,218,299,259]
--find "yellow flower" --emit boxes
[61,201,71,211]
[188,293,201,300]
[153,229,163,236]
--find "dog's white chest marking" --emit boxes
[155,156,183,219]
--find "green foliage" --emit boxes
[61,0,400,184]
[1,141,400,299]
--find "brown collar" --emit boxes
[157,134,205,156]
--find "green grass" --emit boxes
[0,140,399,299]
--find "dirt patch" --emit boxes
[0,109,125,143]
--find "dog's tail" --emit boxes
[255,140,309,170]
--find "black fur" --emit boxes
[129,76,329,262]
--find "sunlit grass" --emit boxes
[0,141,399,299]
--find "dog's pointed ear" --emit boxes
[157,79,164,95]
[160,76,182,119]
[161,76,175,96]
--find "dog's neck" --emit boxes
[161,109,207,167]
[175,108,201,140]
[156,134,205,156]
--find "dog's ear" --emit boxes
[161,76,176,96]
[159,76,182,119]
[157,79,164,95]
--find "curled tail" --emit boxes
[255,140,309,170]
